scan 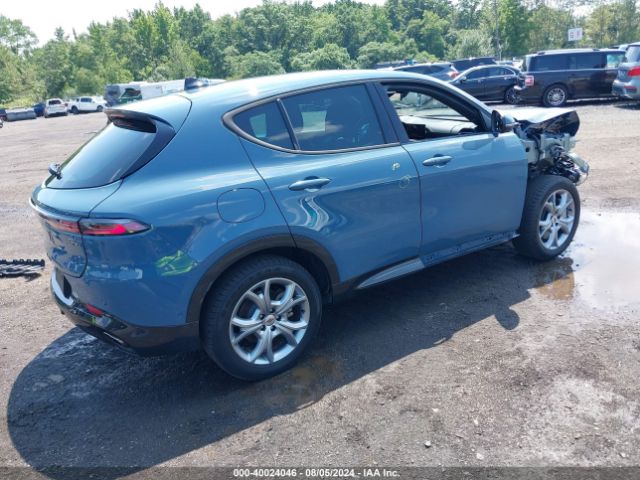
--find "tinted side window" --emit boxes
[532,55,568,71]
[281,85,385,151]
[570,53,605,69]
[466,69,487,79]
[494,67,514,76]
[234,102,293,149]
[607,53,624,68]
[624,46,640,63]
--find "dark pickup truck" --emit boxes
[515,48,625,107]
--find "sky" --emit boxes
[2,0,387,44]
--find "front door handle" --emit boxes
[422,155,453,167]
[288,177,331,191]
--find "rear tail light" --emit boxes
[40,216,81,234]
[38,210,149,236]
[79,219,150,236]
[524,75,535,87]
[628,67,640,77]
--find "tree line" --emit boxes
[0,0,638,105]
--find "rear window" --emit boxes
[234,102,293,149]
[46,122,158,189]
[624,46,640,63]
[48,99,62,105]
[531,55,568,71]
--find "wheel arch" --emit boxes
[186,234,340,326]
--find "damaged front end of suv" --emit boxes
[500,108,589,185]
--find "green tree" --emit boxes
[448,29,494,58]
[0,16,37,54]
[291,44,354,71]
[36,28,73,97]
[404,10,449,59]
[229,51,285,78]
[528,5,574,52]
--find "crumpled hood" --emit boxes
[500,107,580,136]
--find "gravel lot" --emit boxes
[0,102,639,477]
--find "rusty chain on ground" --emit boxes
[0,259,45,278]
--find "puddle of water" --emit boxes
[536,210,640,310]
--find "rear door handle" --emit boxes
[288,177,331,191]
[422,155,453,167]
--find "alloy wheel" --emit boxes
[546,87,566,107]
[229,277,310,365]
[538,189,575,250]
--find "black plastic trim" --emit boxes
[105,109,177,179]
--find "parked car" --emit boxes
[452,57,496,72]
[44,98,68,118]
[394,62,459,81]
[31,70,589,380]
[450,65,520,104]
[515,48,625,107]
[32,103,45,117]
[612,42,640,100]
[6,107,37,121]
[68,96,107,114]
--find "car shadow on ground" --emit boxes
[7,244,567,478]
[615,100,640,110]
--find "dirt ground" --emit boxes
[0,101,639,478]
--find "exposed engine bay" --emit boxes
[503,107,589,185]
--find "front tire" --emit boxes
[513,175,580,261]
[201,255,322,381]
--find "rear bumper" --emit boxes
[513,85,542,104]
[612,79,640,99]
[51,270,200,355]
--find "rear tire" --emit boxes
[71,106,78,114]
[513,175,580,261]
[504,87,518,105]
[543,84,568,107]
[201,255,322,381]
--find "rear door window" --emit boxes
[607,53,624,68]
[624,46,640,63]
[233,102,293,149]
[570,53,605,69]
[281,85,385,151]
[532,55,568,71]
[466,69,488,79]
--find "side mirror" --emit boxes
[459,77,467,83]
[491,110,503,137]
[500,113,518,132]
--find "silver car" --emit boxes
[612,42,640,100]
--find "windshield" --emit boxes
[624,46,640,63]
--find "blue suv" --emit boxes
[32,71,588,380]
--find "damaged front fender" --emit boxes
[499,107,588,185]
